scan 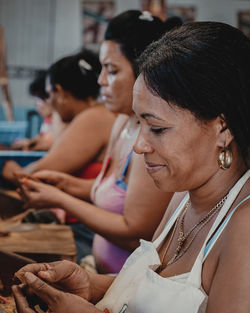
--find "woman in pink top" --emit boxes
[17,11,180,273]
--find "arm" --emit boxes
[19,152,173,251]
[206,199,250,313]
[22,114,124,199]
[32,170,95,201]
[61,152,173,250]
[2,106,115,183]
[25,106,114,174]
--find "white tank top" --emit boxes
[96,170,250,313]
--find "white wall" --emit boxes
[167,0,250,27]
[116,0,139,14]
[0,0,82,109]
[53,0,82,60]
[1,0,250,112]
[123,0,250,27]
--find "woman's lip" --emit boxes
[101,93,111,99]
[145,163,166,173]
[101,95,113,104]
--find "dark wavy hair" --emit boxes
[104,10,182,75]
[139,21,250,165]
[29,70,48,100]
[48,49,101,100]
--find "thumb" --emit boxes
[24,272,60,305]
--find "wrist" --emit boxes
[57,173,70,192]
[88,272,114,304]
[53,188,69,208]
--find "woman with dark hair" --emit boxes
[14,10,177,273]
[3,49,115,180]
[11,70,54,151]
[13,21,250,313]
[46,49,101,123]
[29,70,48,101]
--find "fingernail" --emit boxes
[24,272,36,284]
[22,178,29,185]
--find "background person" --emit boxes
[11,70,54,151]
[2,48,114,183]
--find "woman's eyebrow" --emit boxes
[140,112,164,121]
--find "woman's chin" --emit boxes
[105,102,118,113]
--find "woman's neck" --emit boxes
[71,97,100,117]
[189,157,247,214]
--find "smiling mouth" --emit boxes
[145,163,166,173]
[101,93,111,100]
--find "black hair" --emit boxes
[139,21,250,165]
[104,10,182,75]
[29,70,48,100]
[48,49,101,100]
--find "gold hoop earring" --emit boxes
[218,146,232,170]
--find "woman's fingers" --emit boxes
[22,272,59,307]
[12,285,35,313]
[37,260,74,283]
[20,178,41,189]
[15,263,51,284]
[18,179,42,201]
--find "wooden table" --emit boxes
[0,223,76,262]
[0,223,76,296]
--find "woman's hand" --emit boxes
[18,178,64,209]
[32,170,93,200]
[32,170,69,190]
[11,138,32,150]
[12,272,101,313]
[25,137,52,152]
[2,160,22,183]
[15,260,92,300]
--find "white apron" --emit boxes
[96,170,250,313]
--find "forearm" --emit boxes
[57,193,139,250]
[23,160,40,174]
[88,271,115,304]
[61,176,95,201]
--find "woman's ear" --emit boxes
[54,84,63,93]
[54,84,68,104]
[55,84,71,100]
[216,115,234,148]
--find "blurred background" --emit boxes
[0,0,250,124]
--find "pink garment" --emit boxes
[90,153,132,274]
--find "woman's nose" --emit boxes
[98,69,107,86]
[133,130,154,155]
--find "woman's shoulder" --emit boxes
[75,104,115,123]
[214,178,250,258]
[230,176,250,214]
[225,179,250,229]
